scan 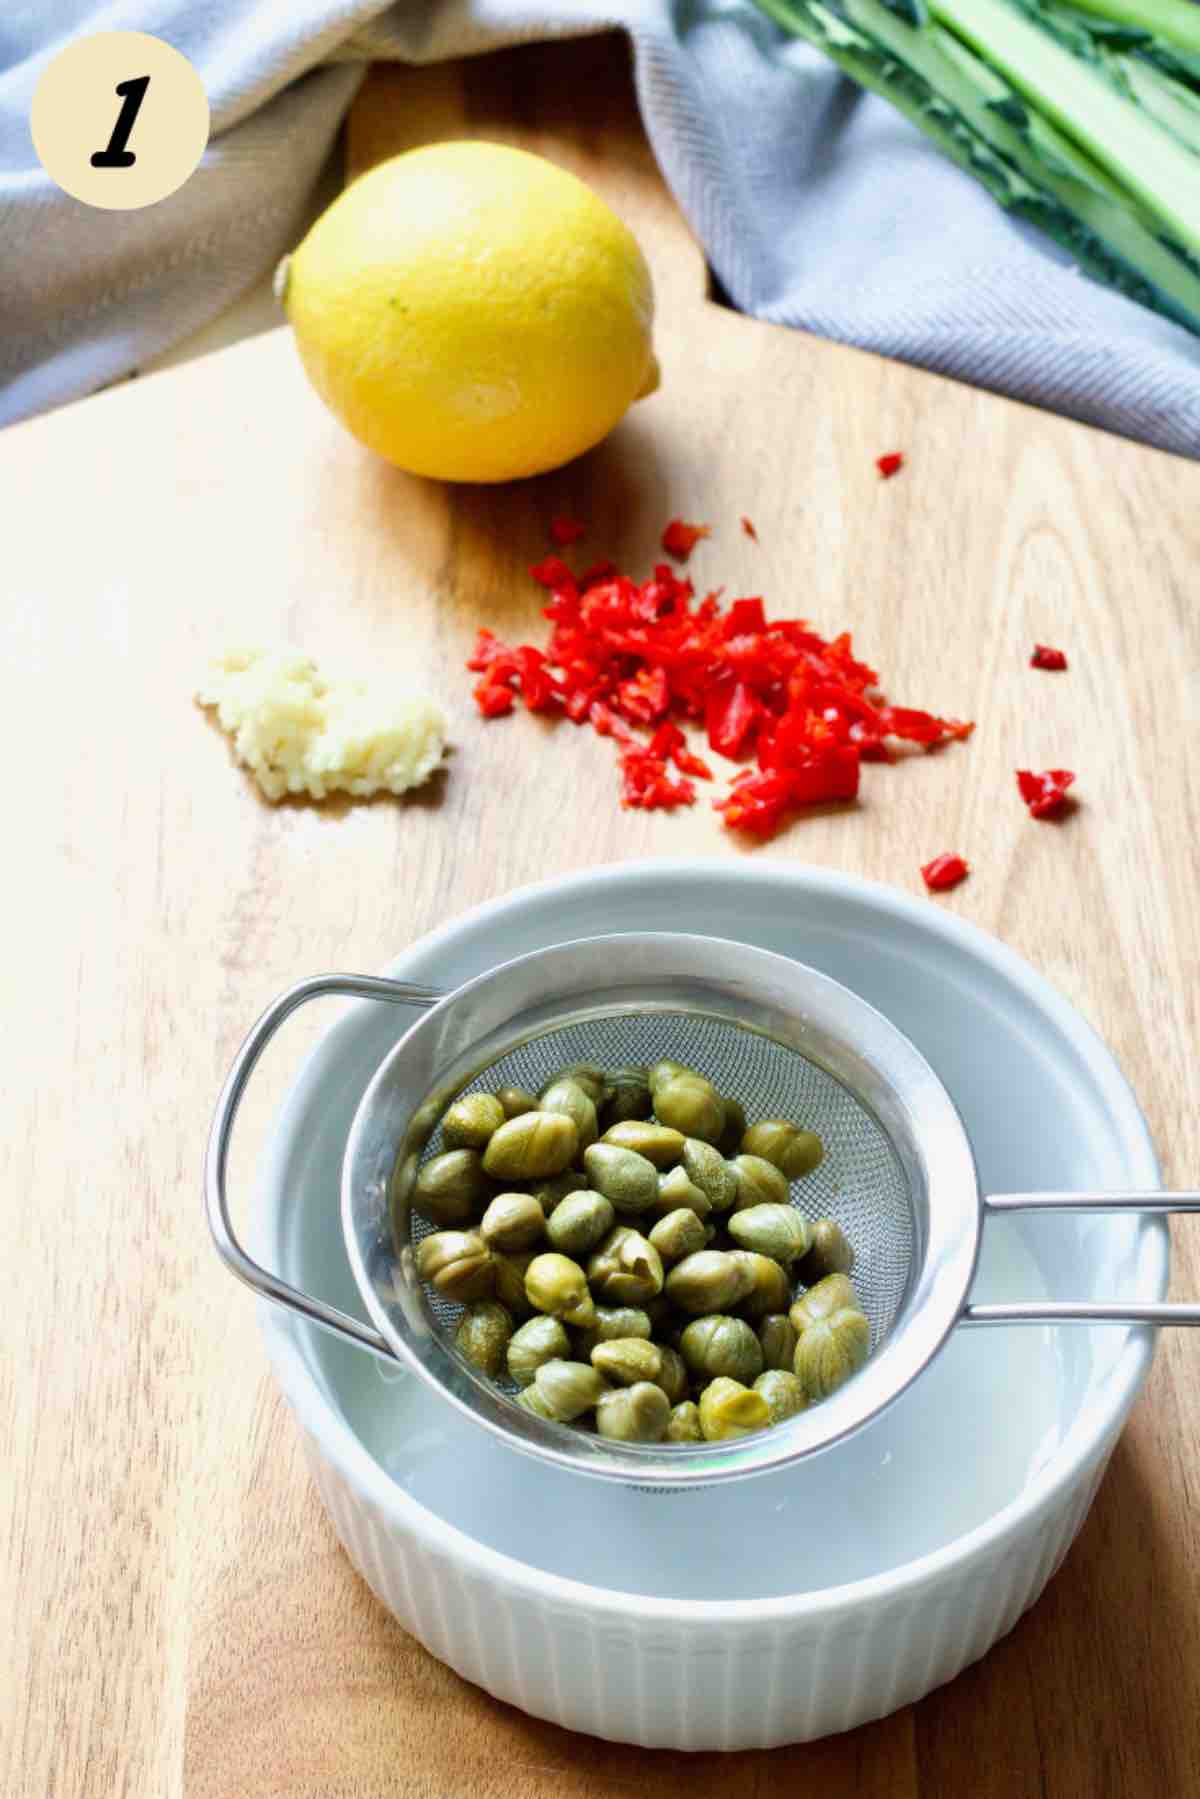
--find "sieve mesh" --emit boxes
[408,1010,915,1394]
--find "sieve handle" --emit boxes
[965,1191,1200,1325]
[205,973,440,1360]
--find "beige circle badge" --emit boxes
[31,32,209,210]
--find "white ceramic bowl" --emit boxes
[254,861,1165,1750]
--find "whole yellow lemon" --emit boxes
[279,141,659,483]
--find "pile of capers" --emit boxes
[411,1057,870,1445]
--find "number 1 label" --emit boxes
[31,33,209,210]
[90,75,150,169]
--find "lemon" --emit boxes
[280,141,659,483]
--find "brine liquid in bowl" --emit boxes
[317,1219,1067,1600]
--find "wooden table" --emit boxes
[4,32,1200,1799]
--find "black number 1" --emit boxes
[90,75,150,169]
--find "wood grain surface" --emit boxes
[4,31,1200,1799]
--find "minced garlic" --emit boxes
[196,646,447,802]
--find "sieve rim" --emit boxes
[340,932,982,1485]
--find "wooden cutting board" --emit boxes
[4,30,1200,1799]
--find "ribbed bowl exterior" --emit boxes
[301,1425,1116,1751]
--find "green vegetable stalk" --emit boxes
[753,0,1200,336]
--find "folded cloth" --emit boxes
[3,0,1198,454]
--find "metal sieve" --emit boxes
[207,933,1200,1487]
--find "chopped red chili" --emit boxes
[921,854,969,893]
[529,555,577,596]
[716,748,861,836]
[1030,645,1068,671]
[1017,768,1076,819]
[649,721,714,780]
[466,536,973,836]
[473,680,515,718]
[618,744,696,811]
[876,452,904,479]
[741,516,758,542]
[549,515,586,547]
[616,664,671,725]
[705,679,763,759]
[661,518,710,561]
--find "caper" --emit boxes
[681,1139,738,1212]
[741,1119,824,1179]
[584,1142,659,1214]
[497,1085,539,1119]
[753,1369,807,1424]
[591,1337,663,1387]
[491,1249,537,1320]
[758,1313,798,1372]
[793,1307,870,1401]
[408,1096,444,1150]
[533,1359,609,1420]
[729,1153,791,1211]
[665,1249,754,1315]
[717,1097,747,1158]
[524,1252,596,1327]
[479,1191,545,1253]
[647,1207,708,1266]
[413,1149,491,1227]
[647,1059,690,1094]
[454,1300,513,1376]
[727,1203,812,1267]
[601,1120,685,1169]
[595,1381,670,1443]
[600,1070,653,1127]
[542,1064,610,1107]
[517,1385,557,1419]
[529,1170,588,1217]
[648,1166,712,1222]
[546,1189,615,1257]
[587,1226,664,1307]
[506,1313,570,1387]
[572,1305,653,1358]
[538,1078,599,1151]
[799,1218,855,1283]
[655,1344,689,1404]
[665,1400,703,1442]
[730,1249,792,1320]
[392,1152,424,1229]
[789,1272,860,1333]
[414,1229,494,1303]
[679,1314,764,1384]
[483,1111,578,1180]
[698,1377,771,1441]
[441,1092,506,1151]
[653,1072,726,1145]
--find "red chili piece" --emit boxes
[1030,645,1068,671]
[876,452,904,479]
[549,515,586,547]
[661,519,710,561]
[467,535,973,836]
[921,854,969,893]
[1017,768,1076,819]
[741,516,758,542]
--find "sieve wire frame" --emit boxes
[341,934,982,1486]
